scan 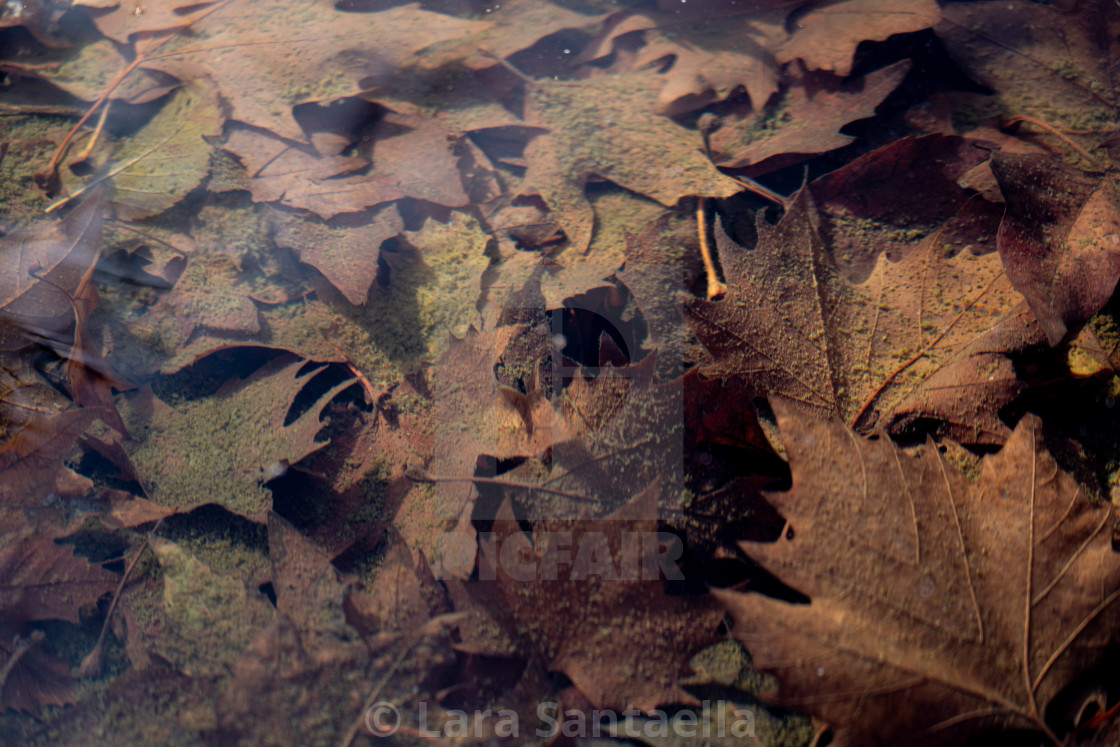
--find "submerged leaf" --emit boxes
[686,186,1043,444]
[107,80,222,220]
[718,402,1120,745]
[143,0,490,141]
[523,71,740,252]
[0,192,104,350]
[991,152,1120,345]
[120,355,354,519]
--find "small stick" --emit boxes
[697,198,726,301]
[0,630,45,693]
[407,467,596,504]
[725,174,789,210]
[1003,114,1108,171]
[79,516,167,678]
[75,100,112,162]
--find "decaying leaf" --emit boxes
[686,186,1044,443]
[523,71,740,252]
[119,355,354,519]
[0,407,105,507]
[717,400,1120,745]
[709,61,911,172]
[100,79,222,221]
[937,0,1120,136]
[273,205,403,306]
[143,0,490,141]
[0,532,116,624]
[777,0,941,76]
[991,152,1120,346]
[0,191,104,350]
[145,537,275,677]
[222,126,404,219]
[0,627,80,713]
[481,483,724,713]
[599,9,788,116]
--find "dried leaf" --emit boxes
[523,71,740,252]
[0,532,116,624]
[685,186,1044,444]
[0,191,104,350]
[991,151,1120,345]
[709,61,910,173]
[120,356,355,519]
[717,401,1120,745]
[777,0,940,76]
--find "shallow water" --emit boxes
[2,0,1120,745]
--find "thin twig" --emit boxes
[0,630,45,693]
[1003,114,1109,172]
[408,469,596,504]
[697,198,726,301]
[76,100,111,162]
[79,516,167,677]
[37,0,236,191]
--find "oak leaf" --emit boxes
[777,0,941,76]
[522,71,740,252]
[143,0,489,141]
[119,355,354,519]
[586,9,788,116]
[717,401,1120,745]
[273,205,403,306]
[222,126,403,219]
[708,60,910,173]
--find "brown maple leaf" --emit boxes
[717,400,1120,745]
[685,185,1045,444]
